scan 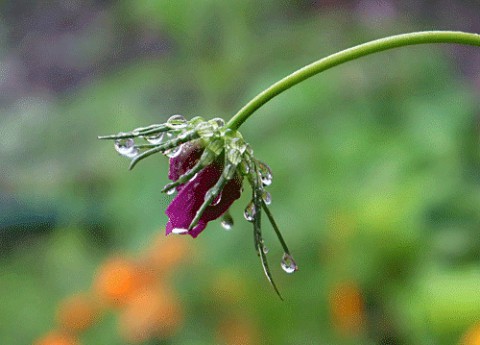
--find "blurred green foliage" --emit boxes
[0,1,479,344]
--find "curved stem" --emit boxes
[226,31,480,131]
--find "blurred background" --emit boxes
[1,1,479,344]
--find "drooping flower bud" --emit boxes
[99,115,296,298]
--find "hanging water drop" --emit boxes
[165,146,182,158]
[239,160,250,175]
[172,228,189,234]
[210,193,222,206]
[257,161,273,186]
[258,162,273,186]
[146,133,164,145]
[125,147,139,158]
[262,190,272,205]
[227,148,242,166]
[204,188,216,202]
[211,118,225,127]
[114,137,138,158]
[220,213,234,230]
[263,246,269,254]
[223,162,237,180]
[243,201,256,222]
[167,114,187,129]
[195,122,214,138]
[166,188,176,196]
[281,253,298,274]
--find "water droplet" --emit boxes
[229,137,247,154]
[239,160,250,175]
[204,189,215,202]
[166,188,176,195]
[223,163,237,180]
[263,246,269,254]
[281,253,298,274]
[211,193,222,206]
[114,136,138,158]
[244,201,256,222]
[167,114,187,129]
[195,122,214,138]
[190,116,204,125]
[258,161,273,186]
[212,118,225,127]
[227,148,242,165]
[221,213,234,230]
[125,148,139,158]
[172,227,189,234]
[165,146,182,158]
[262,190,272,205]
[146,133,164,145]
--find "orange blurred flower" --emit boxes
[56,293,100,334]
[35,331,79,345]
[329,281,365,336]
[460,322,480,345]
[93,256,154,307]
[119,285,184,343]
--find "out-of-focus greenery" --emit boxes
[0,1,479,344]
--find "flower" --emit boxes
[93,256,154,307]
[461,322,480,345]
[119,285,183,343]
[56,293,100,334]
[35,331,79,345]
[99,115,297,297]
[165,142,242,237]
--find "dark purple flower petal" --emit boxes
[165,145,242,238]
[168,142,203,183]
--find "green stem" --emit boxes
[226,30,480,131]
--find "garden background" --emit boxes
[1,1,479,344]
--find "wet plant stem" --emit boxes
[226,31,480,131]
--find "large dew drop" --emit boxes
[262,190,272,205]
[258,161,273,186]
[114,137,138,158]
[243,201,256,222]
[167,114,187,129]
[195,122,215,138]
[239,160,250,175]
[281,253,298,274]
[211,117,225,127]
[220,213,234,230]
[146,133,164,145]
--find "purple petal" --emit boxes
[168,142,202,182]
[165,163,242,238]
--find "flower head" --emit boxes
[165,142,243,237]
[99,115,297,298]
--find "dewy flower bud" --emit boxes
[99,115,296,298]
[165,141,243,238]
